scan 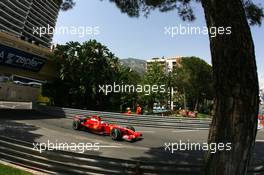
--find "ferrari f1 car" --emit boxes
[72,115,143,141]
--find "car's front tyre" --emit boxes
[111,128,122,140]
[72,120,81,130]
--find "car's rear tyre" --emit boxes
[126,125,135,132]
[72,120,81,130]
[111,128,122,140]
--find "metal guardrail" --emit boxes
[0,101,32,109]
[35,105,212,130]
[0,136,204,175]
[0,136,263,175]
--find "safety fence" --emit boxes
[0,136,263,175]
[35,105,212,130]
[0,101,32,109]
[0,136,204,175]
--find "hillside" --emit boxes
[120,58,146,75]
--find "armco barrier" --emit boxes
[0,101,32,109]
[35,105,212,130]
[0,136,263,175]
[0,136,204,175]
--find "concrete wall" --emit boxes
[0,82,41,102]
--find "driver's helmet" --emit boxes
[91,116,101,122]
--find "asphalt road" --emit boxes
[0,109,263,165]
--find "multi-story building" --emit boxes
[146,56,182,73]
[0,0,60,102]
[0,0,60,47]
[146,56,183,110]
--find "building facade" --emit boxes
[146,56,182,73]
[0,0,60,103]
[0,0,60,47]
[0,32,57,81]
[146,56,183,110]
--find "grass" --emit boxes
[0,164,33,175]
[197,113,212,119]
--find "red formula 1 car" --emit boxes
[72,115,143,141]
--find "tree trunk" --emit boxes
[195,95,199,111]
[183,87,187,109]
[201,0,259,174]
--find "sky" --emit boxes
[53,0,264,85]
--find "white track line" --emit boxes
[256,140,264,142]
[138,131,155,133]
[172,130,199,133]
[97,145,123,148]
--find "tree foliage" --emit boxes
[43,40,141,110]
[141,62,168,111]
[58,0,76,11]
[172,57,213,111]
[59,0,263,25]
[106,0,263,25]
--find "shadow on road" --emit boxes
[0,109,65,120]
[131,142,264,172]
[0,120,42,143]
[251,141,264,165]
[0,109,64,143]
[132,146,205,165]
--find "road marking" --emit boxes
[97,145,123,148]
[172,130,199,133]
[138,131,155,133]
[256,140,264,142]
[0,105,14,109]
